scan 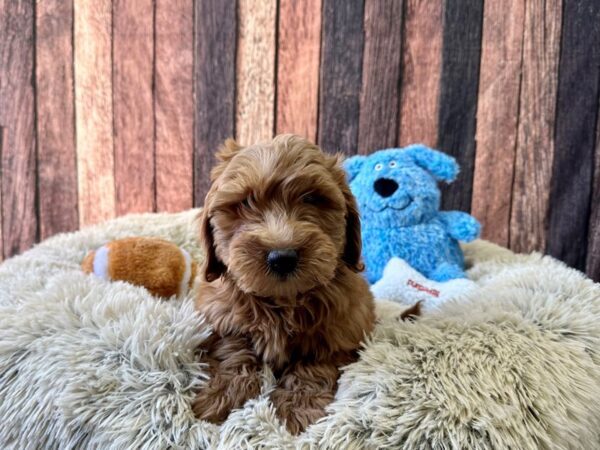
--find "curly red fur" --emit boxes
[193,135,375,434]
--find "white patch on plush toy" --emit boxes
[92,245,110,280]
[371,257,476,311]
[179,248,193,296]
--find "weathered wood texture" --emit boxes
[358,0,403,152]
[4,0,600,281]
[155,0,194,212]
[398,0,443,148]
[113,0,155,215]
[194,0,237,204]
[276,0,321,142]
[509,0,562,253]
[35,0,79,239]
[547,0,600,271]
[0,0,37,258]
[318,0,365,154]
[472,0,525,247]
[437,0,484,213]
[0,127,4,260]
[586,102,600,281]
[74,0,115,226]
[236,0,277,145]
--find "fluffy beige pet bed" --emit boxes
[1,209,600,449]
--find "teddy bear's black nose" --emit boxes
[374,178,398,198]
[267,249,298,276]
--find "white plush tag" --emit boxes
[371,257,477,311]
[92,245,110,281]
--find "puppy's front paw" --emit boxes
[193,369,262,424]
[192,385,229,425]
[271,387,332,435]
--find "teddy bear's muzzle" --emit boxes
[374,178,399,198]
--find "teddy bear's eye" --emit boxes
[389,161,397,168]
[375,163,383,171]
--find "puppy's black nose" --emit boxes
[267,249,298,276]
[374,178,399,198]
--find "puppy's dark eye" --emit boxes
[303,193,324,205]
[240,197,251,209]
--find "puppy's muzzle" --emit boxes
[267,249,298,277]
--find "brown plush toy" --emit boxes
[82,237,198,298]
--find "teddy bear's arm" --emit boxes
[437,211,481,242]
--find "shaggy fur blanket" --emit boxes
[1,209,600,449]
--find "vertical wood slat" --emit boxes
[276,0,321,142]
[0,0,37,258]
[236,0,277,145]
[113,0,155,215]
[194,0,237,204]
[471,0,525,247]
[437,0,484,213]
[398,0,443,148]
[155,0,193,213]
[547,0,600,270]
[36,0,79,239]
[586,103,600,282]
[357,0,403,153]
[74,0,115,226]
[318,0,365,155]
[509,0,562,253]
[0,127,4,260]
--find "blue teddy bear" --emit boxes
[344,145,481,284]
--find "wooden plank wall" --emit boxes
[1,0,599,282]
[547,0,600,271]
[0,0,37,258]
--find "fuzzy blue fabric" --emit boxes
[344,145,481,283]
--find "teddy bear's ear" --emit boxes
[342,155,366,182]
[403,144,459,182]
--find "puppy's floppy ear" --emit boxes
[210,138,243,181]
[199,206,226,282]
[216,138,242,162]
[403,144,459,182]
[340,177,364,272]
[201,138,240,280]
